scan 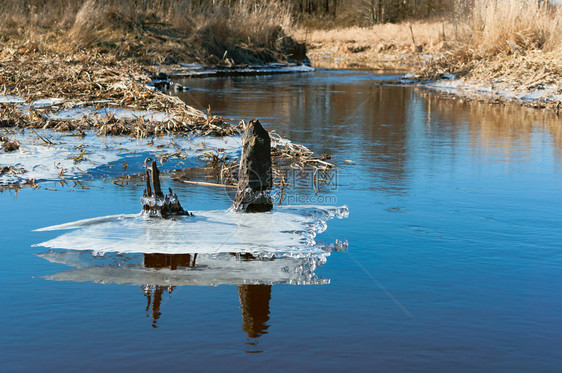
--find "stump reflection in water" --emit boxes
[140,253,272,339]
[238,284,272,339]
[144,253,197,270]
[142,253,197,328]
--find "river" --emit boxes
[1,69,561,372]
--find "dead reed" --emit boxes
[0,0,297,65]
[0,50,331,190]
[0,50,239,137]
[0,1,334,191]
[422,0,562,79]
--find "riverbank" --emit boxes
[0,1,304,66]
[298,1,562,113]
[297,21,449,71]
[419,55,561,113]
[2,0,560,117]
[302,29,562,113]
[0,1,311,135]
[0,50,328,190]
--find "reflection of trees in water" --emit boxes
[418,92,562,162]
[180,76,424,193]
[283,83,412,182]
[180,74,562,196]
[297,84,415,195]
[361,86,411,193]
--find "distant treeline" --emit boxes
[286,0,453,25]
[0,0,457,30]
[2,0,559,34]
[212,0,455,26]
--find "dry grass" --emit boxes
[467,0,562,54]
[423,0,562,76]
[0,1,333,192]
[0,50,333,190]
[0,49,238,137]
[300,0,562,101]
[0,1,82,33]
[416,1,562,112]
[296,21,453,52]
[0,0,298,65]
[297,21,452,69]
[301,21,449,47]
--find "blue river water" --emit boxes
[1,70,561,371]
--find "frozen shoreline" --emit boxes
[0,128,241,184]
[421,75,562,111]
[0,94,237,185]
[159,62,314,78]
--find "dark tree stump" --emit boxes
[142,161,191,218]
[231,119,273,212]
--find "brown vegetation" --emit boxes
[0,50,238,137]
[0,0,298,65]
[301,0,562,112]
[299,21,452,69]
[424,0,562,76]
[0,1,305,139]
[1,0,560,128]
[417,0,562,111]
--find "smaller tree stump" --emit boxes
[141,161,191,218]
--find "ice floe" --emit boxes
[34,205,349,255]
[34,205,349,286]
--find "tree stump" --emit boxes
[141,161,191,218]
[231,119,273,212]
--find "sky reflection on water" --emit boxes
[1,70,561,371]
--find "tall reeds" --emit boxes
[457,0,562,55]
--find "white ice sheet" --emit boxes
[34,205,349,256]
[0,129,241,184]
